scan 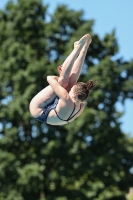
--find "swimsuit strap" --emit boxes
[67,103,76,121]
[54,109,67,122]
[67,103,81,121]
[54,103,81,122]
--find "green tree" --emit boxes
[0,0,133,200]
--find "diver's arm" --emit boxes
[47,76,69,100]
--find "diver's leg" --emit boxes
[68,34,92,87]
[29,85,57,117]
[58,34,88,87]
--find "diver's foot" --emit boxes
[81,34,92,52]
[81,34,92,53]
[74,34,88,50]
[86,34,92,46]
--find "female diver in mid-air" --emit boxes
[29,34,97,125]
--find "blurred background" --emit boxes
[0,0,133,200]
[1,0,133,136]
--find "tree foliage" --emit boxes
[0,0,133,199]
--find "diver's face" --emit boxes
[69,85,87,103]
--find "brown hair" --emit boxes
[75,80,98,102]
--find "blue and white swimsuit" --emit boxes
[35,97,81,123]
